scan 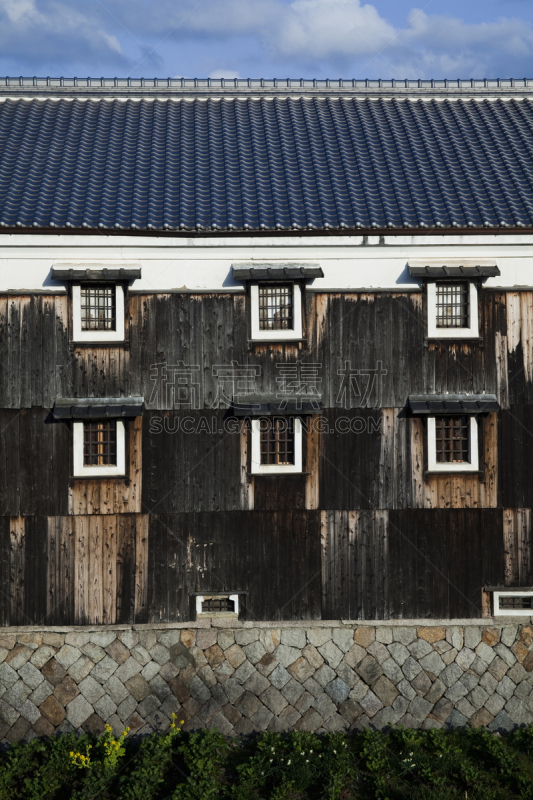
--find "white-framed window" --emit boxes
[493,591,533,616]
[72,284,125,342]
[251,417,303,474]
[73,419,126,477]
[427,281,479,339]
[427,415,479,473]
[196,594,240,617]
[250,283,303,340]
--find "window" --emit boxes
[196,594,239,617]
[427,416,479,472]
[493,591,533,616]
[81,286,116,331]
[72,284,125,342]
[435,283,469,328]
[251,417,303,474]
[435,416,469,463]
[73,419,126,477]
[259,284,293,330]
[427,281,479,339]
[83,421,117,466]
[250,283,303,340]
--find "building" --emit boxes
[0,76,533,629]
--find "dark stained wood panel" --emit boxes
[388,509,505,619]
[148,511,322,622]
[142,411,244,513]
[320,510,388,620]
[501,406,533,507]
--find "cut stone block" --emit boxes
[90,632,116,648]
[273,644,301,669]
[372,676,399,706]
[360,690,383,718]
[125,673,151,702]
[314,664,336,687]
[306,629,331,648]
[332,628,355,653]
[66,695,93,728]
[79,676,105,705]
[18,662,44,690]
[375,627,393,645]
[29,679,53,707]
[282,678,305,705]
[419,651,445,676]
[67,656,94,683]
[302,644,323,670]
[117,695,137,722]
[5,646,32,674]
[30,646,57,669]
[357,655,383,684]
[287,657,314,684]
[224,644,246,669]
[353,628,375,648]
[235,630,259,646]
[402,657,422,681]
[417,627,445,644]
[39,695,65,726]
[387,642,410,666]
[312,692,337,720]
[280,629,306,649]
[294,708,323,732]
[91,656,119,684]
[324,678,350,704]
[115,657,142,683]
[343,643,366,669]
[94,694,117,721]
[54,646,82,670]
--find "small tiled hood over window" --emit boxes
[53,397,144,419]
[407,394,500,414]
[408,260,500,279]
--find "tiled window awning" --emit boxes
[232,394,322,416]
[232,264,323,281]
[52,267,142,281]
[408,394,499,415]
[53,397,144,419]
[408,260,500,279]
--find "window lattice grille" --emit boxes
[202,597,235,613]
[258,284,293,330]
[436,283,469,328]
[499,595,533,610]
[435,416,470,463]
[83,421,117,466]
[81,285,116,331]
[260,417,295,465]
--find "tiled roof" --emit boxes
[1,96,533,232]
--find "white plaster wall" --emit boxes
[1,233,533,292]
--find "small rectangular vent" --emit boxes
[203,596,234,614]
[195,594,239,617]
[493,591,533,616]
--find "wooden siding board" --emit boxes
[148,511,321,622]
[388,510,504,619]
[501,406,533,507]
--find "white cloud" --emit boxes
[1,0,533,80]
[0,0,39,24]
[209,69,241,78]
[269,0,395,59]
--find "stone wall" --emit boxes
[0,620,532,743]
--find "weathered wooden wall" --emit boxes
[0,288,532,623]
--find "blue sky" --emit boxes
[1,0,533,79]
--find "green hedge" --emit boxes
[1,719,533,799]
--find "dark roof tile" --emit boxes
[1,97,533,232]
